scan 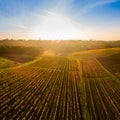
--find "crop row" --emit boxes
[0,57,82,120]
[29,56,78,71]
[81,59,120,120]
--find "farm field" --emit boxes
[0,40,120,120]
[97,52,120,79]
[0,57,20,69]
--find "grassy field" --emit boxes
[0,57,20,69]
[0,40,120,120]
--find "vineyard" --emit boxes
[0,57,83,120]
[0,41,120,120]
[98,53,120,79]
[81,58,120,120]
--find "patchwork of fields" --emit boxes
[0,43,120,120]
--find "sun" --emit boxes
[35,12,81,40]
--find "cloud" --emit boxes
[77,0,118,16]
[8,23,27,29]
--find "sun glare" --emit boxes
[35,12,81,40]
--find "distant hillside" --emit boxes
[0,46,43,63]
[0,40,120,55]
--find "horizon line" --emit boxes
[0,38,120,42]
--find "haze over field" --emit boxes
[0,40,120,119]
[0,0,120,40]
[0,1,120,119]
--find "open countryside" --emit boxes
[0,40,120,120]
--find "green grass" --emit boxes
[89,48,120,57]
[0,57,20,69]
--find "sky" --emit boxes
[0,0,120,40]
